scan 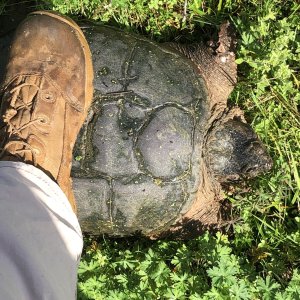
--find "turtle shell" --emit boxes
[72,26,211,236]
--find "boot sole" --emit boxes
[30,10,94,117]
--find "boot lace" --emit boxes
[0,78,46,165]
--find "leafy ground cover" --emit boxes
[1,0,299,299]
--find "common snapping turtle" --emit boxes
[74,23,272,238]
[0,17,272,238]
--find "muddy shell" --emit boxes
[72,26,210,236]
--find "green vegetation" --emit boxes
[1,0,299,298]
[78,233,300,299]
[0,0,6,15]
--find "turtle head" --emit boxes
[205,115,273,182]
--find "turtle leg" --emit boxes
[166,22,237,111]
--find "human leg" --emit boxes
[0,10,94,299]
[0,161,82,300]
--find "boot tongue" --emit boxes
[20,76,40,107]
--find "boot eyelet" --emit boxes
[40,91,56,103]
[38,115,50,124]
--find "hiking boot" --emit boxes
[0,11,94,212]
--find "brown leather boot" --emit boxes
[0,11,94,212]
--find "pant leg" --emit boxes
[0,161,83,300]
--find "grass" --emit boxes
[1,0,299,299]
